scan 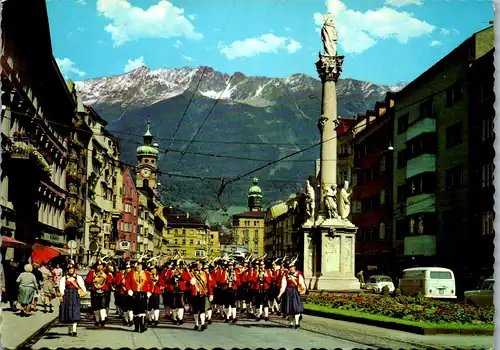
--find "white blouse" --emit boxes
[59,275,87,296]
[279,273,306,295]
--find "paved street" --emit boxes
[28,308,368,349]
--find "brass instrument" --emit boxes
[93,270,107,290]
[134,270,146,291]
[227,269,236,288]
[192,270,207,294]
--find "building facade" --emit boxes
[1,0,77,260]
[351,96,395,274]
[118,168,139,258]
[337,119,356,189]
[164,213,211,260]
[391,26,494,292]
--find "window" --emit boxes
[397,185,406,203]
[482,162,494,187]
[380,189,387,205]
[181,239,186,245]
[482,115,494,141]
[174,239,178,244]
[340,144,349,155]
[112,195,117,209]
[197,240,202,245]
[379,222,390,240]
[446,122,463,149]
[352,172,358,186]
[397,150,406,169]
[379,156,386,173]
[419,98,434,118]
[397,113,409,134]
[482,211,495,235]
[352,200,361,214]
[430,271,452,279]
[446,166,463,188]
[446,83,463,106]
[254,221,258,227]
[125,203,132,213]
[190,239,194,245]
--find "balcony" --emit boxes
[406,194,436,216]
[9,139,52,176]
[406,154,436,178]
[406,118,435,141]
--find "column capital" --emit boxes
[316,54,344,83]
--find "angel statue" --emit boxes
[323,185,338,219]
[304,179,316,222]
[338,180,352,220]
[321,12,338,57]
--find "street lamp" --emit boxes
[388,143,394,151]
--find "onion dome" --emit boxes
[136,118,159,157]
[248,178,262,196]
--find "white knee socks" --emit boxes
[72,323,77,332]
[154,309,160,321]
[264,307,269,318]
[99,309,107,320]
[294,314,300,325]
[224,306,231,319]
[177,308,184,320]
[94,310,100,321]
[231,307,237,319]
[194,314,199,326]
[200,313,206,325]
[207,309,212,320]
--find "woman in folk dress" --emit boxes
[277,261,306,329]
[59,263,87,337]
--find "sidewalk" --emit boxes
[0,299,60,350]
[272,313,494,349]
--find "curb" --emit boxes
[14,316,58,350]
[303,309,494,336]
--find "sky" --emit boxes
[47,0,494,86]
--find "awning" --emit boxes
[50,246,69,255]
[31,243,61,264]
[1,235,27,248]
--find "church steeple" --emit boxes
[143,116,153,145]
[136,117,159,194]
[248,177,263,211]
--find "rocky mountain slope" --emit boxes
[75,66,405,217]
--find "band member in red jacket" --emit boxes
[168,260,190,324]
[250,259,273,321]
[159,262,174,320]
[147,264,162,325]
[217,260,241,323]
[236,260,248,312]
[244,262,258,316]
[125,261,153,333]
[113,262,133,326]
[204,264,216,324]
[84,260,113,327]
[189,261,213,331]
[271,259,284,316]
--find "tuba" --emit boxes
[93,270,107,290]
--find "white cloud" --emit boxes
[97,40,104,44]
[56,58,86,77]
[285,27,291,32]
[384,0,423,7]
[97,0,203,47]
[174,40,182,48]
[124,56,146,72]
[76,0,85,4]
[77,27,85,32]
[218,33,302,60]
[429,40,442,46]
[188,14,196,20]
[440,28,451,36]
[313,0,435,54]
[182,55,194,61]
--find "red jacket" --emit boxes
[250,269,273,290]
[150,273,162,294]
[189,270,213,297]
[125,270,153,293]
[159,269,173,292]
[113,271,127,295]
[216,270,240,291]
[210,270,218,287]
[85,270,113,292]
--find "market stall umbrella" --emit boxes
[1,236,27,248]
[31,243,61,264]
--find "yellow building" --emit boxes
[232,211,265,255]
[83,106,122,259]
[209,226,221,257]
[164,213,211,261]
[264,196,301,258]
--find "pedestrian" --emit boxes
[4,259,19,311]
[42,263,57,313]
[84,259,113,327]
[32,262,43,312]
[188,261,213,331]
[59,263,86,337]
[216,259,240,323]
[53,263,63,288]
[16,263,39,317]
[147,264,161,325]
[277,259,306,329]
[125,260,153,333]
[104,264,114,315]
[113,262,133,326]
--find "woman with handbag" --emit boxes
[58,263,87,337]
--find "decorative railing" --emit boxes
[10,140,52,176]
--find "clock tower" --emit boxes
[136,117,159,195]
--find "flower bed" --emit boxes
[304,293,494,325]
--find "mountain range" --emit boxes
[75,66,405,219]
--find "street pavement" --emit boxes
[1,299,60,349]
[29,309,368,349]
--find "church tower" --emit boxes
[136,118,159,195]
[248,177,263,211]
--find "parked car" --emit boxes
[464,278,494,306]
[399,267,457,299]
[76,269,91,311]
[364,275,395,294]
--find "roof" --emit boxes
[233,210,266,219]
[165,214,209,228]
[265,202,288,221]
[337,119,356,137]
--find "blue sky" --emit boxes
[48,0,493,85]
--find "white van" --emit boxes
[399,267,457,299]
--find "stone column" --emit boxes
[315,54,344,222]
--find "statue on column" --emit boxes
[321,13,338,57]
[338,180,352,221]
[323,184,338,219]
[304,179,316,223]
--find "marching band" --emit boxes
[83,254,306,332]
